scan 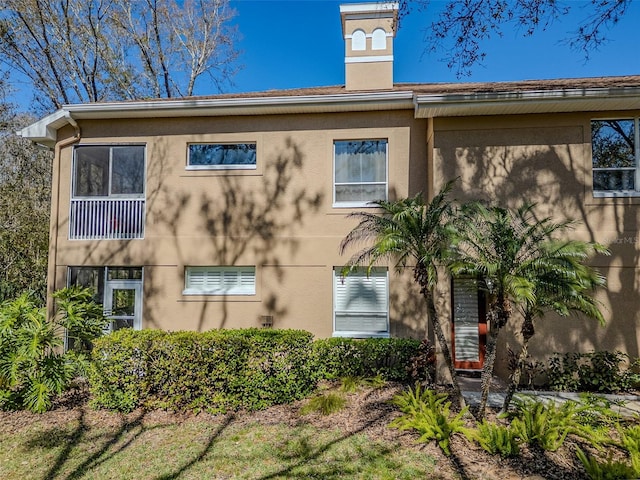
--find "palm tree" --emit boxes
[450,202,606,419]
[500,239,608,413]
[339,181,465,407]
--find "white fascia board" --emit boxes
[18,91,415,145]
[414,86,640,118]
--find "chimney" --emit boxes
[340,2,399,91]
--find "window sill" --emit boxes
[332,332,390,339]
[332,202,382,209]
[593,191,640,198]
[182,290,255,296]
[186,165,257,171]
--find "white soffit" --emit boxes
[414,86,640,118]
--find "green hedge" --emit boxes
[89,330,423,413]
[89,328,317,413]
[313,337,421,382]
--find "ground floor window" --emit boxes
[183,266,256,295]
[333,267,389,338]
[68,266,143,333]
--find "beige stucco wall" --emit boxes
[432,111,640,377]
[48,103,640,378]
[49,110,428,339]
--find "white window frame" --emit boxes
[333,139,388,208]
[592,118,640,198]
[72,144,146,199]
[333,267,389,338]
[183,266,256,295]
[186,143,257,171]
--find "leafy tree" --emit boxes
[0,287,106,413]
[501,234,608,412]
[451,202,606,419]
[401,0,633,77]
[339,181,465,407]
[0,87,51,302]
[0,0,239,111]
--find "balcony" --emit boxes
[69,198,145,240]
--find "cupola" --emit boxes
[340,2,399,91]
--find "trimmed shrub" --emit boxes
[313,337,421,382]
[89,328,317,413]
[89,329,165,412]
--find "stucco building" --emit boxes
[19,2,640,377]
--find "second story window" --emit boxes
[592,119,640,197]
[187,143,257,170]
[74,145,145,197]
[334,139,387,207]
[70,145,146,240]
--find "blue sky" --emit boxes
[228,0,640,94]
[6,0,640,109]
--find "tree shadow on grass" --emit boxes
[152,413,236,480]
[256,416,396,480]
[22,406,236,480]
[24,408,165,480]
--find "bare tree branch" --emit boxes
[0,0,239,110]
[402,0,629,78]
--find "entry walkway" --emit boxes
[458,375,640,417]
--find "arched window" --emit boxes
[351,29,366,51]
[372,28,387,50]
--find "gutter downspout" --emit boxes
[47,111,81,321]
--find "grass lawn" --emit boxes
[0,409,440,480]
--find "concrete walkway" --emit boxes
[458,375,640,416]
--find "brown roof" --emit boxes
[173,75,640,102]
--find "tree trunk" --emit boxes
[477,293,509,420]
[501,313,535,413]
[477,327,500,420]
[424,292,465,409]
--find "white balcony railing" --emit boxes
[69,198,145,240]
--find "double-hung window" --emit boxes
[333,268,389,337]
[334,139,387,206]
[592,118,640,196]
[71,145,146,239]
[187,143,256,170]
[184,266,256,295]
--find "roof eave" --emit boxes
[17,110,70,148]
[18,91,415,146]
[414,86,640,118]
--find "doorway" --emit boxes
[68,266,143,333]
[104,279,143,332]
[451,277,487,370]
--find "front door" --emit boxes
[451,277,487,370]
[104,280,143,332]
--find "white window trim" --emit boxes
[333,268,390,338]
[186,143,257,171]
[183,266,256,296]
[333,139,388,208]
[592,117,640,198]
